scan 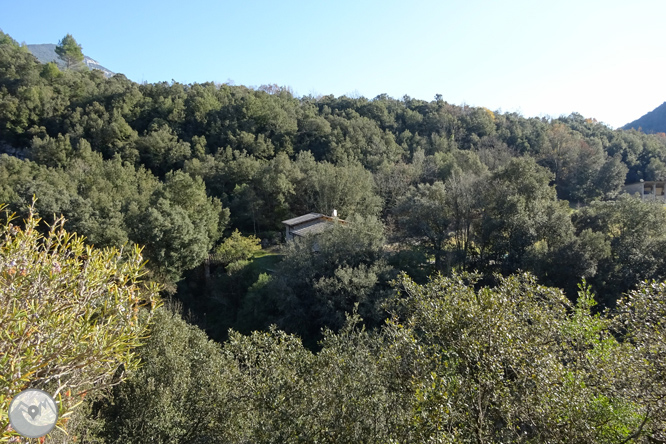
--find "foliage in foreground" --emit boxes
[0,207,161,442]
[84,272,666,443]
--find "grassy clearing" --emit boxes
[250,251,283,274]
[248,243,284,274]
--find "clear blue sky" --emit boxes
[2,0,665,128]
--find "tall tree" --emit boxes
[393,181,452,272]
[55,33,84,69]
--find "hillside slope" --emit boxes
[27,43,115,77]
[622,101,666,133]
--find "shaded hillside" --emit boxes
[622,101,666,133]
[26,43,115,77]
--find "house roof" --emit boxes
[282,213,324,227]
[291,221,334,237]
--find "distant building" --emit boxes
[282,210,344,241]
[623,180,666,202]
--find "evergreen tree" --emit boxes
[55,33,84,69]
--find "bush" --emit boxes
[0,205,161,442]
[93,307,236,443]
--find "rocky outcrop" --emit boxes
[26,44,115,78]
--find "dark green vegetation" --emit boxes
[68,276,666,443]
[4,30,666,442]
[623,101,666,134]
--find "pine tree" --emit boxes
[55,33,84,69]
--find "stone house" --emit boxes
[623,180,666,202]
[282,210,345,241]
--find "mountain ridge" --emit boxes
[622,101,666,134]
[26,43,115,78]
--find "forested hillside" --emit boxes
[5,30,666,442]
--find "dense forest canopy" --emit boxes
[5,30,666,442]
[3,30,666,298]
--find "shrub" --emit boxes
[0,205,161,441]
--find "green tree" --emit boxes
[88,270,666,443]
[393,174,485,272]
[392,272,645,443]
[214,229,261,269]
[130,198,209,288]
[573,194,666,306]
[55,33,84,70]
[30,133,73,168]
[126,170,227,288]
[135,124,192,177]
[39,61,61,81]
[243,214,392,346]
[614,281,666,441]
[293,152,383,218]
[90,307,417,444]
[477,157,573,274]
[393,181,452,271]
[92,307,237,444]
